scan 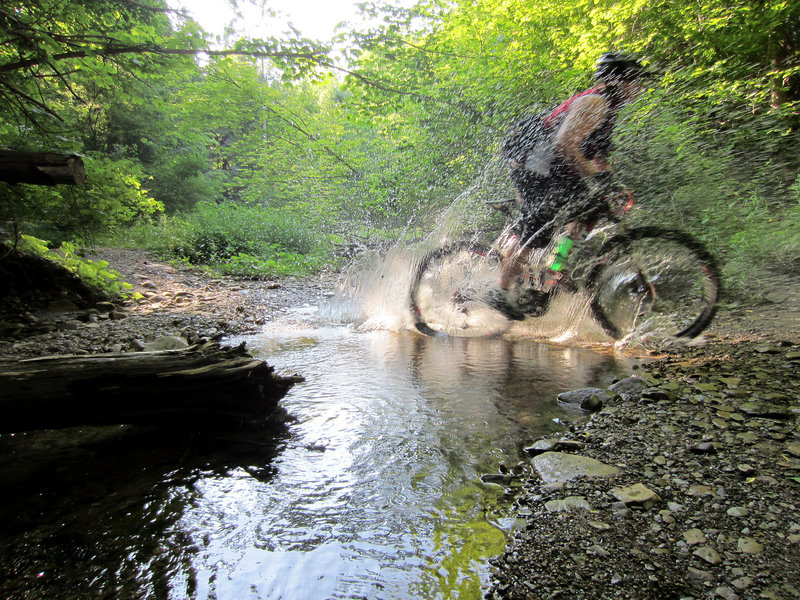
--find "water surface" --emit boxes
[0,324,637,599]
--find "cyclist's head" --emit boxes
[594,52,647,83]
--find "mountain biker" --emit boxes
[487,52,648,320]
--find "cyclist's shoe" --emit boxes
[516,287,551,317]
[483,289,525,321]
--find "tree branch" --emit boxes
[0,45,325,74]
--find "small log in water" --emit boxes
[0,342,297,433]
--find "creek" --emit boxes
[0,310,638,599]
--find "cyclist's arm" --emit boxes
[553,94,609,178]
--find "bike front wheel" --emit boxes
[409,241,512,337]
[587,227,720,341]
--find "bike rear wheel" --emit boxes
[587,227,720,340]
[409,242,512,337]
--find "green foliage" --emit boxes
[1,156,164,244]
[18,235,134,298]
[610,98,800,296]
[215,250,323,278]
[2,0,799,300]
[111,202,331,278]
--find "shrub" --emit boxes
[107,201,334,278]
[18,235,135,298]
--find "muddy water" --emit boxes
[0,321,637,600]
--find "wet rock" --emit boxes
[531,452,620,484]
[608,376,645,397]
[557,387,611,411]
[523,438,561,456]
[524,437,584,456]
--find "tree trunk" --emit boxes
[0,342,299,433]
[0,151,86,186]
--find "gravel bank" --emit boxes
[488,338,800,600]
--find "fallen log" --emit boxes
[0,150,86,186]
[0,341,299,433]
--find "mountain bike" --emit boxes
[408,193,720,341]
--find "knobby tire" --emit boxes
[409,241,510,338]
[587,227,720,340]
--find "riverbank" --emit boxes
[486,274,800,600]
[487,335,800,600]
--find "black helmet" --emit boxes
[594,52,646,81]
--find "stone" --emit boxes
[531,452,620,484]
[524,438,584,456]
[736,537,765,554]
[687,567,715,583]
[611,483,661,505]
[726,506,749,517]
[524,439,561,456]
[786,443,800,457]
[145,335,189,351]
[715,586,739,600]
[608,377,645,396]
[693,546,722,565]
[47,299,79,312]
[557,387,611,411]
[640,388,676,402]
[684,528,707,545]
[738,402,791,419]
[544,496,591,513]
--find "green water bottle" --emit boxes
[549,236,574,272]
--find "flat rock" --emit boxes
[611,483,661,505]
[544,496,591,513]
[532,451,620,484]
[144,335,189,351]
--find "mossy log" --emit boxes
[0,342,298,433]
[0,151,86,186]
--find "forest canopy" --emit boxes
[1,0,799,290]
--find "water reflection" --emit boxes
[0,328,637,599]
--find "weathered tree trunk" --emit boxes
[0,342,299,433]
[0,151,86,186]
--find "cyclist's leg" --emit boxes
[499,236,533,289]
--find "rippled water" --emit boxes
[0,318,637,599]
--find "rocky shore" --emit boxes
[0,248,337,359]
[488,338,800,600]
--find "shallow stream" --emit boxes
[0,313,638,599]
